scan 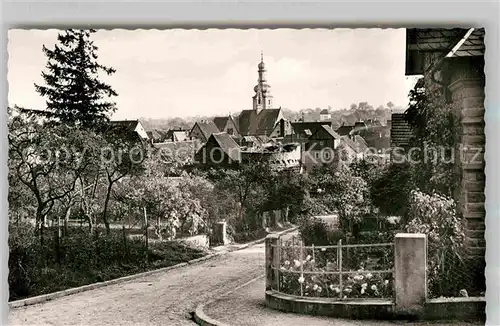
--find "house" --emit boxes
[303,125,341,169]
[319,109,331,121]
[194,132,241,168]
[405,28,485,259]
[350,121,391,152]
[109,119,149,141]
[165,128,189,142]
[189,120,221,143]
[269,118,294,139]
[146,129,171,143]
[213,115,240,137]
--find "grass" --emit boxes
[8,224,207,302]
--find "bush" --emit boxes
[8,222,206,301]
[404,190,476,297]
[298,217,345,246]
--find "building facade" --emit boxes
[405,28,485,261]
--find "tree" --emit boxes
[34,29,117,130]
[8,109,99,243]
[405,78,460,196]
[99,127,147,233]
[387,101,395,110]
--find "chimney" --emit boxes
[280,119,285,137]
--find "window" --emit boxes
[227,128,233,135]
[319,141,325,146]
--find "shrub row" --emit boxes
[8,222,206,301]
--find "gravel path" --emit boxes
[202,277,484,326]
[9,243,270,326]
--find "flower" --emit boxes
[306,255,312,261]
[280,266,286,271]
[353,275,364,281]
[366,273,373,279]
[384,280,389,286]
[284,260,290,266]
[321,247,326,252]
[294,260,301,268]
[371,285,377,291]
[310,259,315,264]
[361,283,368,289]
[298,276,305,284]
[317,286,322,293]
[313,284,318,290]
[344,287,352,293]
[361,288,365,294]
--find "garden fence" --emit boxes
[270,235,394,300]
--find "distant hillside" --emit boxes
[139,101,401,131]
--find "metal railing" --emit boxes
[270,235,394,300]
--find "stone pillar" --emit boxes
[213,221,228,246]
[265,233,279,291]
[394,233,427,314]
[448,56,486,258]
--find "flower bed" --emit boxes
[274,236,394,300]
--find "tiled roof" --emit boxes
[335,124,354,136]
[213,116,230,131]
[110,120,140,131]
[354,135,369,152]
[339,135,359,153]
[320,125,342,139]
[211,132,241,162]
[238,109,282,136]
[406,28,485,75]
[407,28,484,56]
[194,121,220,140]
[291,121,331,138]
[390,113,413,148]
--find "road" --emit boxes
[9,234,295,326]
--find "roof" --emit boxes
[320,109,330,115]
[110,120,140,131]
[291,121,332,138]
[390,113,413,148]
[192,121,220,140]
[335,124,354,136]
[354,135,369,152]
[320,125,341,139]
[172,131,187,142]
[213,116,230,131]
[238,109,282,136]
[210,132,241,162]
[406,28,485,76]
[339,135,360,153]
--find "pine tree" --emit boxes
[35,29,118,129]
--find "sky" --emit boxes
[8,28,420,120]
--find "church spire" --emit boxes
[253,52,273,111]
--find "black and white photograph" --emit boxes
[7,27,486,325]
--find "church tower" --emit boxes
[252,52,274,112]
